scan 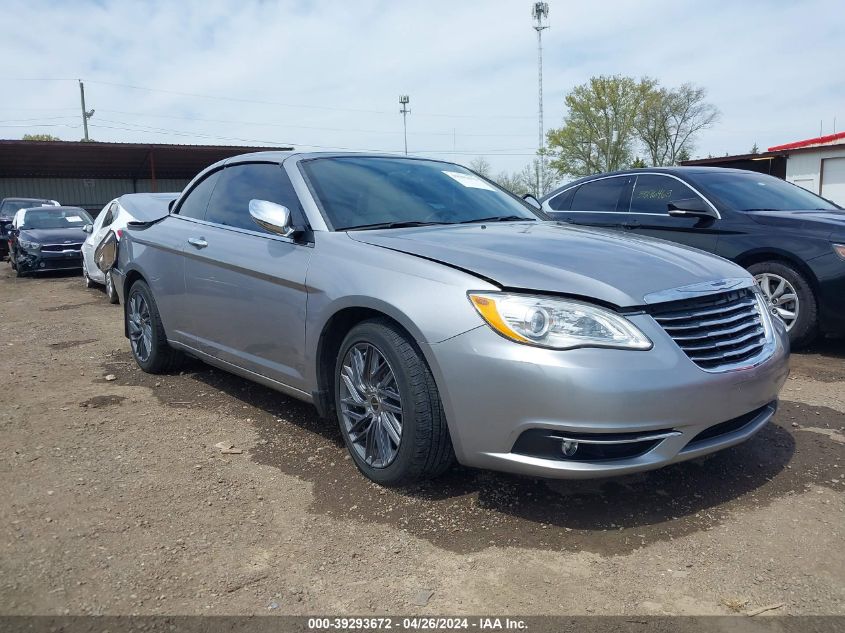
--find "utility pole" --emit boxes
[399,95,410,155]
[79,80,95,141]
[532,2,549,195]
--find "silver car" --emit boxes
[113,152,790,485]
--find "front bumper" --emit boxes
[16,247,83,273]
[423,313,790,479]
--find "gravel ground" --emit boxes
[0,267,843,616]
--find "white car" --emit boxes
[82,193,178,303]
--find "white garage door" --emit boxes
[821,157,845,206]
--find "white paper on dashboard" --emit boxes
[442,171,496,191]
[66,216,83,222]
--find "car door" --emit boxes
[548,175,632,229]
[153,170,223,347]
[183,162,313,391]
[624,173,719,252]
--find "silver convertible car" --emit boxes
[113,152,790,485]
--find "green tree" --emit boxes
[635,83,719,166]
[630,157,648,168]
[22,133,60,141]
[749,142,760,154]
[546,75,654,177]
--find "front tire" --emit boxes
[105,271,119,304]
[334,319,454,486]
[126,280,183,373]
[749,260,817,348]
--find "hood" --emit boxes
[348,221,747,307]
[19,227,87,244]
[746,209,845,239]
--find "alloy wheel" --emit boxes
[339,342,403,468]
[754,272,799,331]
[128,292,153,362]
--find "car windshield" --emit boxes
[1,200,53,216]
[694,172,839,211]
[300,156,540,230]
[20,208,91,230]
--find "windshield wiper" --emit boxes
[457,215,534,224]
[345,220,446,231]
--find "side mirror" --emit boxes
[82,223,94,234]
[249,199,294,237]
[668,198,717,218]
[522,194,542,209]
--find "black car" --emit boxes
[8,206,92,277]
[541,167,845,347]
[0,197,59,257]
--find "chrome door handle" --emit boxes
[188,237,208,248]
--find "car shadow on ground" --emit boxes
[129,352,845,556]
[4,267,80,281]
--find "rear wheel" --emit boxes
[748,260,817,348]
[334,319,454,485]
[105,271,119,304]
[126,280,183,373]
[83,266,96,289]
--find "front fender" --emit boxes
[302,233,498,390]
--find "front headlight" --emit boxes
[833,243,845,260]
[468,292,653,350]
[19,239,40,251]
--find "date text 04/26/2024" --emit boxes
[307,617,527,630]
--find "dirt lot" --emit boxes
[1,266,843,617]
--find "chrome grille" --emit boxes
[650,288,768,371]
[41,243,82,252]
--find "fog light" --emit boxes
[39,262,45,268]
[561,440,579,457]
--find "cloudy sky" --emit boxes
[1,0,842,176]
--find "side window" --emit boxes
[204,163,304,234]
[100,203,117,227]
[630,175,701,214]
[570,177,627,212]
[176,170,221,220]
[548,186,578,211]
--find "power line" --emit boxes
[1,77,536,120]
[90,117,538,155]
[0,123,80,129]
[0,115,77,123]
[93,109,534,138]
